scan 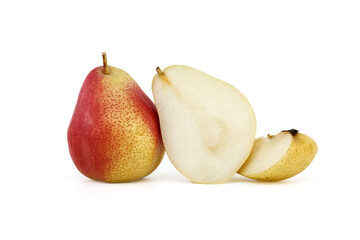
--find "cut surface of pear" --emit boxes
[238,129,318,181]
[152,65,256,184]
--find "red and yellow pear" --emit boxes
[67,53,165,182]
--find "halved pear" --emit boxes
[238,129,318,181]
[152,65,256,184]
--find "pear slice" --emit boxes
[152,65,256,184]
[238,129,318,181]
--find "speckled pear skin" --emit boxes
[68,66,165,182]
[239,133,318,181]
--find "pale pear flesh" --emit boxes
[152,65,256,184]
[238,130,318,181]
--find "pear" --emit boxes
[152,65,256,184]
[238,129,318,181]
[67,53,165,182]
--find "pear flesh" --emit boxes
[152,65,256,184]
[238,130,318,181]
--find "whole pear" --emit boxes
[68,53,164,182]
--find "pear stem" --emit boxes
[102,52,110,75]
[156,67,163,75]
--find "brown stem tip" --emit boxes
[102,52,110,75]
[282,129,299,136]
[156,67,163,75]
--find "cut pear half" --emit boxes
[152,65,256,184]
[238,129,318,181]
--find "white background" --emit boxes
[1,0,359,239]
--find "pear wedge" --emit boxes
[152,65,256,184]
[238,129,318,181]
